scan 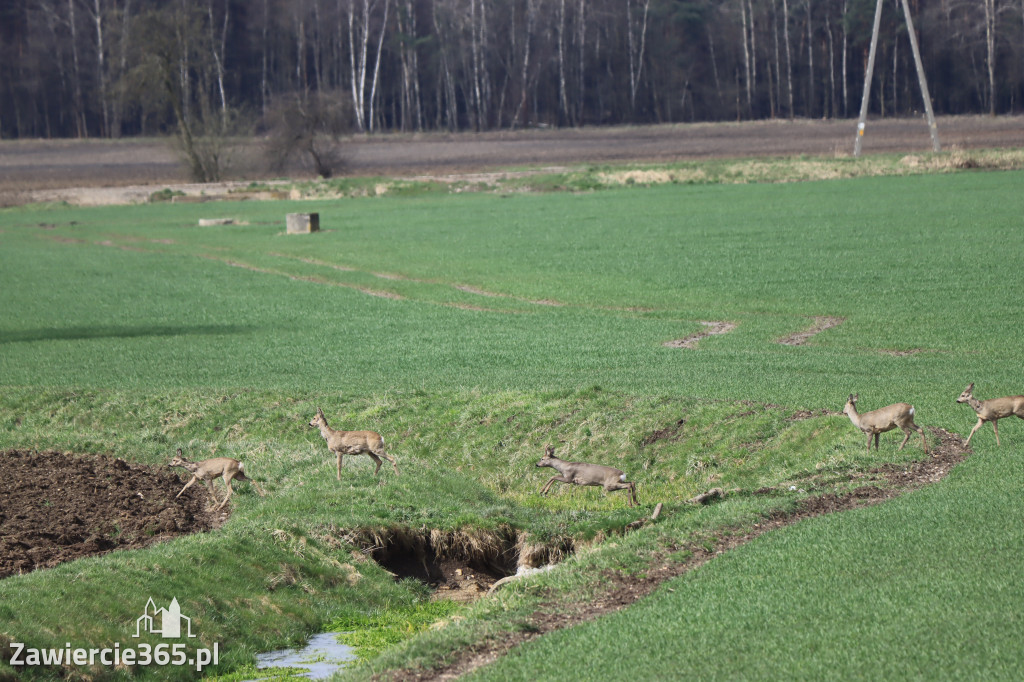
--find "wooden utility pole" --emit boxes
[854,0,940,156]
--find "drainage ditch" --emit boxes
[338,526,575,601]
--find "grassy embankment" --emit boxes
[0,165,1022,679]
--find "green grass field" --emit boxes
[1,164,1023,680]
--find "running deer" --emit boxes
[535,445,639,507]
[842,394,929,454]
[308,407,399,478]
[955,383,1024,447]
[169,449,265,511]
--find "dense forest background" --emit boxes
[1,0,1022,142]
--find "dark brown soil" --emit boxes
[0,450,224,579]
[385,427,970,681]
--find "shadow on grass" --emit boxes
[0,324,255,344]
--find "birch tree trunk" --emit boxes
[841,0,849,116]
[396,0,422,131]
[576,0,586,124]
[68,0,87,136]
[557,0,569,124]
[626,0,650,114]
[366,0,388,131]
[781,0,794,117]
[347,0,367,131]
[806,0,813,117]
[740,0,752,116]
[510,0,536,129]
[984,0,996,114]
[206,0,229,128]
[90,0,110,136]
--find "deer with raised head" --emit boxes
[535,445,639,507]
[842,394,928,454]
[955,383,1024,447]
[169,449,265,511]
[308,407,399,478]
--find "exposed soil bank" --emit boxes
[337,526,575,604]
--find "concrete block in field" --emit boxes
[286,212,320,234]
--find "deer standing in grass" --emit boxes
[955,383,1024,447]
[308,407,399,478]
[842,394,929,454]
[535,445,639,507]
[169,449,265,511]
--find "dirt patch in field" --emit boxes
[0,450,224,579]
[387,427,969,681]
[876,348,926,356]
[663,321,737,349]
[778,316,845,346]
[641,418,687,447]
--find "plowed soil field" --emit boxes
[0,450,222,579]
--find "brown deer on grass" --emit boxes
[169,449,265,510]
[955,383,1024,447]
[842,394,929,454]
[308,407,399,478]
[535,445,639,507]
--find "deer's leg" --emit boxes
[336,452,344,480]
[175,476,199,499]
[992,419,1001,446]
[369,454,383,476]
[379,450,400,475]
[898,428,912,451]
[605,481,638,507]
[966,418,984,446]
[204,479,221,505]
[215,475,234,510]
[915,424,929,453]
[540,476,570,495]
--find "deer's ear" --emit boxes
[847,394,854,402]
[177,448,183,456]
[967,383,974,390]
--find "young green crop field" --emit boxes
[1,165,1023,680]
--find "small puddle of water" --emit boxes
[252,632,356,680]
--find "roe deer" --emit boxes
[535,445,639,507]
[842,394,928,454]
[169,449,265,511]
[955,383,1024,446]
[308,407,399,478]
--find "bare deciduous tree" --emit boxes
[264,90,354,178]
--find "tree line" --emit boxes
[2,0,1022,142]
